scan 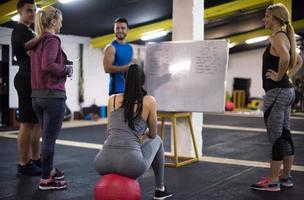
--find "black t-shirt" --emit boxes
[11,23,35,74]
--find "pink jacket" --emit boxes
[30,32,69,92]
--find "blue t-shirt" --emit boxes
[109,40,133,95]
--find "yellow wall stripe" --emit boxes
[91,19,172,48]
[228,19,304,44]
[205,0,272,20]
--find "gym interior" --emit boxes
[0,0,303,199]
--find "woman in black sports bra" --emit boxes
[251,3,303,192]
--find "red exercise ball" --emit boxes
[94,173,140,200]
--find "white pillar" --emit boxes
[172,0,204,157]
[172,0,204,41]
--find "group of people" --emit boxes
[13,0,172,198]
[11,0,302,199]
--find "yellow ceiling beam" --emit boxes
[205,0,272,20]
[38,0,59,7]
[228,29,271,44]
[292,19,304,31]
[227,19,304,44]
[92,0,274,48]
[91,19,172,48]
[0,0,58,24]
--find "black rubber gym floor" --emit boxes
[0,114,303,200]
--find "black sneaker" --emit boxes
[17,160,41,176]
[51,168,64,180]
[39,179,67,190]
[154,186,173,200]
[31,158,41,168]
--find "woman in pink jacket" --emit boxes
[30,6,72,190]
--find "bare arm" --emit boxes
[288,53,303,78]
[146,97,157,139]
[266,33,290,81]
[103,45,129,73]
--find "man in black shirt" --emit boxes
[11,0,41,176]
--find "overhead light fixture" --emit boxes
[59,0,76,3]
[245,36,269,44]
[11,14,20,22]
[295,33,301,40]
[140,30,169,41]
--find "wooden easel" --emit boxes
[158,112,199,167]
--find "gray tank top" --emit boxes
[103,107,147,151]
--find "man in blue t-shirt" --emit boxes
[103,18,136,95]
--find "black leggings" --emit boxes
[32,98,65,179]
[14,72,38,123]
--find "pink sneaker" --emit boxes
[251,177,280,192]
[51,168,64,180]
[39,179,67,190]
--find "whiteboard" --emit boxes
[144,40,228,112]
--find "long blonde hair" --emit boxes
[35,6,62,36]
[267,3,296,70]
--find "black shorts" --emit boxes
[14,73,38,123]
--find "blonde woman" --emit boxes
[251,3,303,192]
[30,6,72,190]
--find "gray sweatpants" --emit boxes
[94,135,164,187]
[263,88,295,160]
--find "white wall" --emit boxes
[60,38,81,111]
[0,26,145,114]
[2,25,268,114]
[82,45,108,107]
[81,44,143,108]
[59,34,112,110]
[227,48,265,98]
[0,27,109,113]
[81,43,144,108]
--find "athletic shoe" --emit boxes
[39,179,67,190]
[31,158,41,168]
[51,168,64,180]
[17,160,41,176]
[154,186,173,199]
[251,177,280,192]
[280,175,293,188]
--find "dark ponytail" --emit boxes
[122,64,147,130]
